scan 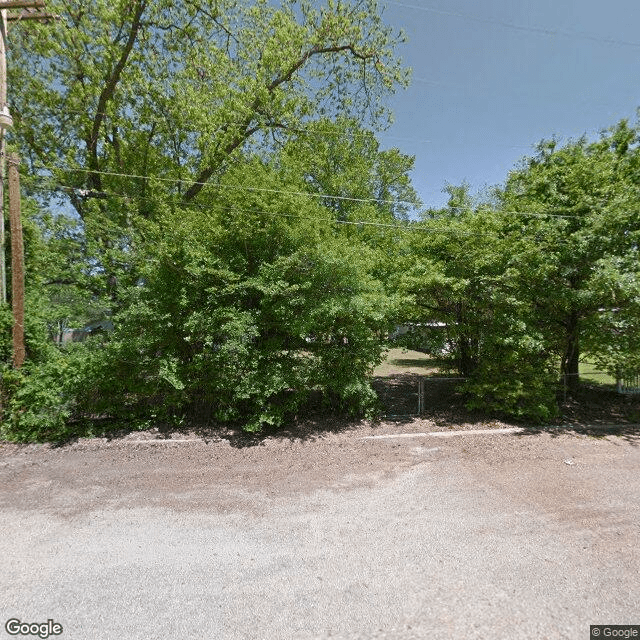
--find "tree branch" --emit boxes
[182,123,261,202]
[87,0,146,191]
[182,43,376,201]
[268,43,372,93]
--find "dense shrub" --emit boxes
[0,344,106,441]
[463,303,559,422]
[464,350,559,422]
[1,179,399,440]
[0,297,54,365]
[100,204,394,432]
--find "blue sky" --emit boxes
[375,0,640,209]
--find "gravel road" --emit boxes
[1,420,638,640]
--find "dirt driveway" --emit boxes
[1,419,639,640]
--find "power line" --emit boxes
[31,181,606,249]
[32,163,581,218]
[28,182,478,235]
[35,163,421,208]
[386,1,640,48]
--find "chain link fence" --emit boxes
[374,368,639,418]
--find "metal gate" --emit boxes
[372,376,466,418]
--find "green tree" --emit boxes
[279,117,420,221]
[10,0,409,300]
[91,161,398,432]
[499,122,640,391]
[277,117,420,289]
[399,185,493,377]
[1,160,400,440]
[1,0,420,440]
[402,122,640,420]
[400,197,561,420]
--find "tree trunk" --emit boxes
[455,302,478,377]
[457,336,475,377]
[561,312,580,393]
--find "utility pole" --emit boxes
[0,0,57,372]
[0,7,10,304]
[8,152,23,367]
[0,1,56,305]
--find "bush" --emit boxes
[1,174,397,440]
[0,297,54,365]
[0,344,108,441]
[464,333,559,422]
[102,230,392,432]
[43,200,396,436]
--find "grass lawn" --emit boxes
[373,348,440,377]
[579,361,617,386]
[376,351,618,385]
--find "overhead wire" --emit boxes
[31,163,581,219]
[27,177,587,235]
[28,181,478,235]
[35,163,420,208]
[386,1,640,48]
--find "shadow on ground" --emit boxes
[371,375,640,444]
[62,398,367,450]
[30,376,640,450]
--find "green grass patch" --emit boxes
[374,348,440,377]
[579,361,616,386]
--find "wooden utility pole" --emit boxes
[0,1,56,370]
[0,8,10,304]
[7,151,22,367]
[0,1,56,306]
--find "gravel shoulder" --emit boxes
[1,419,639,640]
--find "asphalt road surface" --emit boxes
[1,421,639,640]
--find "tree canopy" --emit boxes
[0,0,418,440]
[2,1,639,439]
[12,0,408,198]
[499,123,640,388]
[8,0,410,302]
[400,123,640,419]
